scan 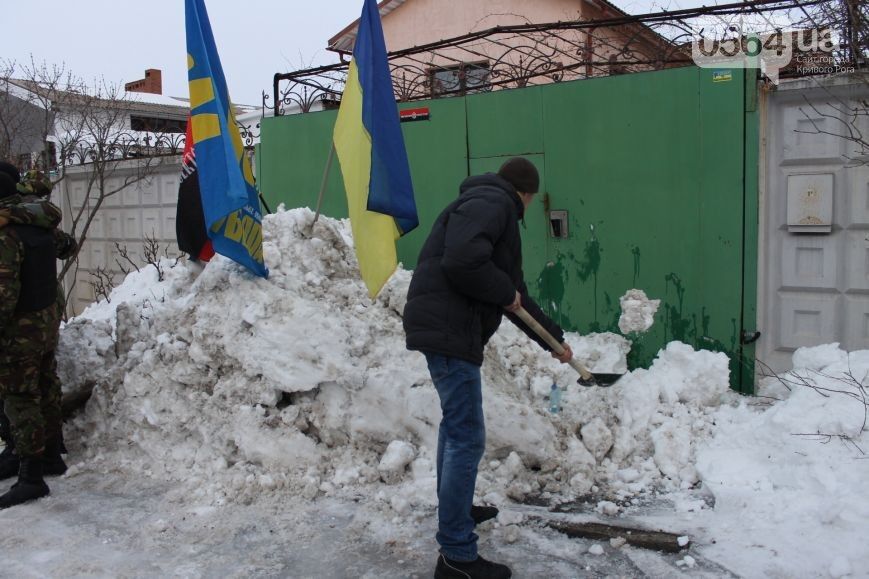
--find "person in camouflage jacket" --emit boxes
[0,166,74,508]
[0,162,76,260]
[17,169,53,198]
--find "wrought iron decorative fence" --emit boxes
[270,0,865,116]
[59,131,187,166]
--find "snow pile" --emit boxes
[617,289,660,334]
[51,207,869,576]
[790,341,848,371]
[59,208,731,510]
[56,317,115,401]
[695,342,869,578]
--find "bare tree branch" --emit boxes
[89,266,116,303]
[113,242,140,275]
[1,58,184,313]
[758,357,869,446]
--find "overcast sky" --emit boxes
[2,0,712,107]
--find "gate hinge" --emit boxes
[741,330,761,345]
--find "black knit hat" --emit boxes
[0,161,20,184]
[497,157,539,194]
[0,173,17,200]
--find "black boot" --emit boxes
[42,440,68,477]
[0,403,16,481]
[471,504,499,526]
[434,554,512,579]
[0,444,18,481]
[0,457,50,509]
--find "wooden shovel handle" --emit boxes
[513,306,594,382]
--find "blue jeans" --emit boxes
[425,353,486,562]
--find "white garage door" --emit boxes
[759,75,869,373]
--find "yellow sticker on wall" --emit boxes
[713,70,733,83]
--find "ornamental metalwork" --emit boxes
[272,0,864,116]
[59,131,187,166]
[239,112,261,147]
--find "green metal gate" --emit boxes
[258,65,758,391]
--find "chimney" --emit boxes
[125,68,163,95]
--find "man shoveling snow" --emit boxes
[404,157,574,579]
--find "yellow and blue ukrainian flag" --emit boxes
[185,0,268,278]
[333,0,418,298]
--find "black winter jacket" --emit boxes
[403,173,564,366]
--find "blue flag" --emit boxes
[333,0,418,297]
[185,0,268,278]
[353,0,418,236]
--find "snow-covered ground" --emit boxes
[2,208,867,578]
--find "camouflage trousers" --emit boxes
[0,306,61,458]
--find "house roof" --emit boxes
[7,79,255,118]
[327,0,635,53]
[328,0,407,53]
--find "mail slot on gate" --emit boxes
[786,173,833,233]
[549,210,569,238]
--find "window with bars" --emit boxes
[429,62,490,97]
[129,115,187,134]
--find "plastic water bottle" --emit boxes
[549,383,561,414]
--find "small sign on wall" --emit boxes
[787,173,833,233]
[399,107,430,122]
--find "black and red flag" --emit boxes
[176,116,214,262]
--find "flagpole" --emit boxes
[312,142,336,225]
[258,191,272,214]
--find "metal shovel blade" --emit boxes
[512,306,626,388]
[577,373,624,388]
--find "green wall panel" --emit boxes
[397,99,469,267]
[540,68,701,365]
[467,87,545,158]
[258,65,757,390]
[539,66,749,384]
[466,87,551,320]
[697,67,748,386]
[260,109,344,216]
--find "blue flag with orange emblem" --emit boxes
[333,0,418,298]
[185,0,268,278]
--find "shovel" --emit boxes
[514,306,623,387]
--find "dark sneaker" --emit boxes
[434,554,512,579]
[471,505,499,526]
